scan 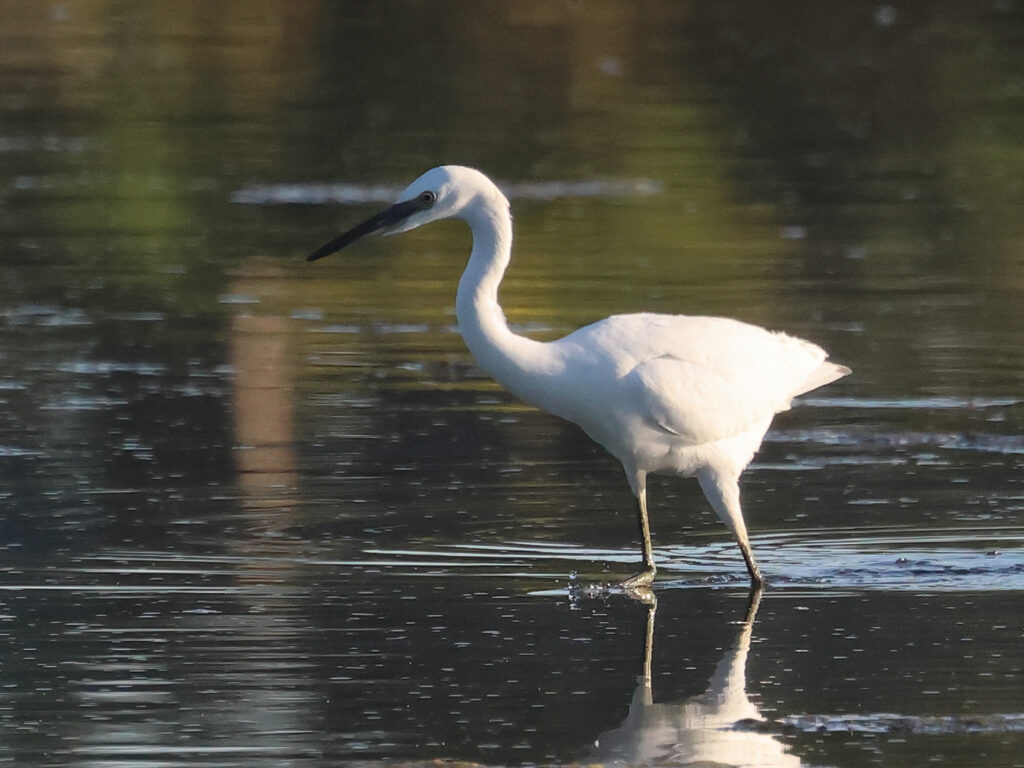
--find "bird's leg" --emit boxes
[697,468,765,589]
[622,489,657,588]
[739,538,764,588]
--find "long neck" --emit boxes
[455,198,558,399]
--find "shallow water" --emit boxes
[2,2,1024,766]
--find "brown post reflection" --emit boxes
[228,266,299,505]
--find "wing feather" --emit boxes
[615,317,839,446]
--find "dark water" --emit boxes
[2,2,1023,766]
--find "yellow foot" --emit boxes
[747,564,765,589]
[621,567,656,589]
[622,584,655,604]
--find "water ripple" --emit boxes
[800,396,1021,410]
[364,526,1024,592]
[7,526,1020,597]
[777,712,1024,735]
[765,429,1024,455]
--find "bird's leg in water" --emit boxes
[739,539,764,588]
[622,490,656,588]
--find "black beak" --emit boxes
[307,198,424,262]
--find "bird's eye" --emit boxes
[419,190,436,205]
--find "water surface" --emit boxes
[1,2,1023,766]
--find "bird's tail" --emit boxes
[795,360,851,398]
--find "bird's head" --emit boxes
[307,165,504,261]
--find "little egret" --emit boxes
[308,165,850,587]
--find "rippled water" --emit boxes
[2,2,1024,767]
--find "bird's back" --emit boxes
[548,312,849,451]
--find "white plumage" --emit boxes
[308,165,850,587]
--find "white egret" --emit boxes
[308,165,850,587]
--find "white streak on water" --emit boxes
[230,178,663,205]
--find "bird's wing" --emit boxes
[627,355,776,444]
[620,317,830,446]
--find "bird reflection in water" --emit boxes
[590,588,802,767]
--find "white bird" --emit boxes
[308,165,850,587]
